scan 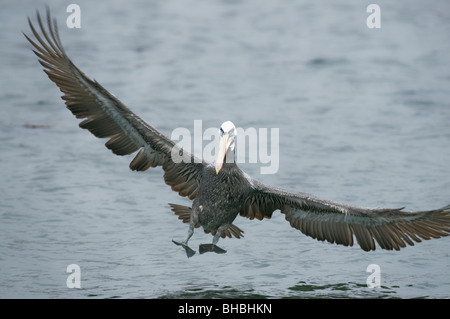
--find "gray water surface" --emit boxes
[1,0,450,298]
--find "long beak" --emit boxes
[215,133,232,174]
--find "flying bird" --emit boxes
[24,9,450,257]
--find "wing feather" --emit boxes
[240,180,450,251]
[25,9,205,200]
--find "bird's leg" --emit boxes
[172,224,196,258]
[199,227,227,255]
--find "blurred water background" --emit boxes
[0,0,449,298]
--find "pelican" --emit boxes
[24,9,450,257]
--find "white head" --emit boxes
[215,121,237,174]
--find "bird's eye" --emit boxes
[220,127,224,135]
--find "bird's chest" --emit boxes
[194,170,247,230]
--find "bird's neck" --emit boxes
[224,148,236,165]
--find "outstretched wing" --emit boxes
[24,9,204,199]
[240,180,450,251]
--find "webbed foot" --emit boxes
[199,243,227,254]
[172,240,196,258]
